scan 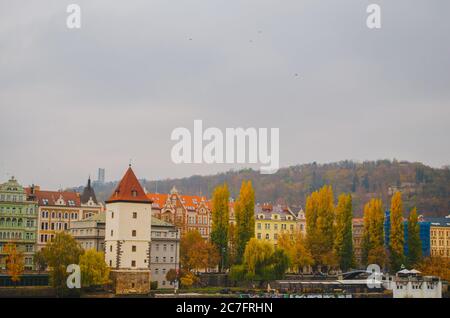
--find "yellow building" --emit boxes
[254,203,305,246]
[26,179,103,250]
[426,215,450,258]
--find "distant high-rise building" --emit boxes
[97,168,105,184]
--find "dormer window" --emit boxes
[131,190,138,197]
[42,199,49,205]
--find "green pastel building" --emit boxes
[0,177,38,270]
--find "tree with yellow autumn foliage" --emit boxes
[305,185,336,272]
[235,180,255,263]
[277,231,313,274]
[4,242,24,284]
[389,192,405,272]
[362,198,387,268]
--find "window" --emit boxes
[110,260,112,267]
[110,245,113,252]
[111,230,114,236]
[265,234,270,240]
[133,212,137,219]
[132,245,136,252]
[132,230,136,237]
[111,212,114,219]
[131,260,136,267]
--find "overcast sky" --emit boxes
[1,0,449,189]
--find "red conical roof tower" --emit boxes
[106,166,152,204]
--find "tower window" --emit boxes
[132,245,136,252]
[131,260,136,267]
[132,230,136,237]
[133,212,137,219]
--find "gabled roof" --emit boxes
[25,188,81,207]
[254,203,296,220]
[106,167,152,204]
[147,192,210,210]
[80,177,98,204]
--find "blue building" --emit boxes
[384,211,431,257]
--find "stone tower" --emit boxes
[105,166,153,295]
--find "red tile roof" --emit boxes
[106,167,152,204]
[147,193,210,210]
[25,188,81,207]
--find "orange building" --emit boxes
[147,187,211,239]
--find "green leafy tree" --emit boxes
[390,192,405,272]
[334,193,354,271]
[211,183,230,271]
[407,207,422,267]
[40,232,84,289]
[235,180,255,263]
[234,238,289,283]
[79,250,110,288]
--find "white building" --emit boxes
[392,269,442,298]
[105,166,153,295]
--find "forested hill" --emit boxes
[74,160,450,217]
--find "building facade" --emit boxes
[150,217,180,289]
[147,187,211,240]
[352,218,364,267]
[105,166,152,294]
[27,178,102,250]
[68,211,106,252]
[0,177,38,270]
[422,215,450,258]
[254,203,300,245]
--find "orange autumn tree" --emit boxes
[4,242,24,284]
[180,230,219,273]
